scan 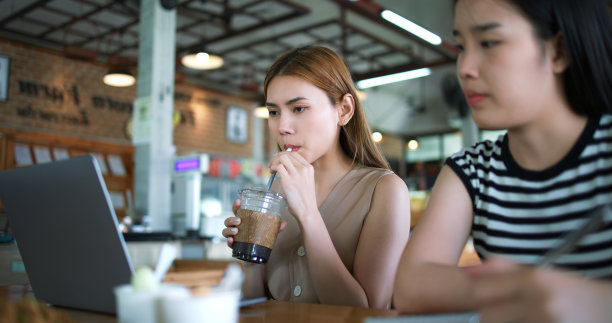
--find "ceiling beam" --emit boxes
[339,20,417,60]
[176,0,310,54]
[0,0,47,28]
[38,1,116,40]
[213,19,338,55]
[329,0,458,60]
[178,13,309,54]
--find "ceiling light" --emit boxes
[103,70,135,87]
[381,10,442,45]
[181,51,224,70]
[357,68,431,89]
[407,139,419,151]
[372,132,383,143]
[254,106,269,119]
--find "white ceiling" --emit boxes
[0,0,462,137]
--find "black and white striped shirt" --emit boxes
[447,115,612,278]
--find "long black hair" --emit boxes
[456,0,612,116]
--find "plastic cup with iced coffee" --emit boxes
[232,188,287,264]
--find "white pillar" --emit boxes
[133,0,176,231]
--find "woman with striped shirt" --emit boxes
[394,0,612,321]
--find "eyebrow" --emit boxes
[453,22,501,37]
[265,96,308,107]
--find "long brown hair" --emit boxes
[263,46,389,170]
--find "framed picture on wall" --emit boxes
[0,54,9,102]
[226,106,248,143]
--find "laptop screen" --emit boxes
[0,154,133,313]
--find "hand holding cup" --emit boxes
[222,189,288,264]
[222,199,286,248]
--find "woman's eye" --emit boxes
[268,110,279,116]
[294,106,306,113]
[481,41,497,48]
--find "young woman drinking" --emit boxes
[223,46,411,309]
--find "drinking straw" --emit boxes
[153,243,177,282]
[264,147,292,192]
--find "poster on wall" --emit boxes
[107,154,127,177]
[33,146,52,164]
[226,106,248,143]
[132,96,152,144]
[0,54,9,102]
[52,148,70,161]
[14,144,33,166]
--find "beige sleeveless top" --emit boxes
[265,166,393,303]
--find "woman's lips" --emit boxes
[465,92,487,106]
[284,145,300,151]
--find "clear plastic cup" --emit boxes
[231,188,287,264]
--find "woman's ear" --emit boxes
[337,93,355,126]
[551,33,569,74]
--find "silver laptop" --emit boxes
[0,154,134,314]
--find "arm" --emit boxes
[468,257,612,322]
[240,263,266,298]
[302,173,411,308]
[393,165,476,313]
[352,173,412,308]
[272,151,410,308]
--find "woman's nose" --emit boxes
[277,115,295,135]
[457,50,479,80]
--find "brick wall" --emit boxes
[0,39,256,158]
[173,83,254,157]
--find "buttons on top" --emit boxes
[293,285,302,297]
[297,246,305,256]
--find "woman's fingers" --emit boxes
[222,226,239,237]
[224,216,241,227]
[222,226,239,248]
[223,215,241,249]
[268,150,306,172]
[267,149,316,221]
[269,152,312,179]
[232,200,242,215]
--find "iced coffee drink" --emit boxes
[232,188,287,264]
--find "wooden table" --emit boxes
[239,300,398,322]
[1,285,399,323]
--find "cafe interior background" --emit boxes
[1,0,611,285]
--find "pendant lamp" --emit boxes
[181,41,223,70]
[103,69,136,87]
[103,55,136,87]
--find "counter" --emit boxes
[0,238,234,286]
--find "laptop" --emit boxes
[0,154,134,314]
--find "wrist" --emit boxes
[297,208,323,233]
